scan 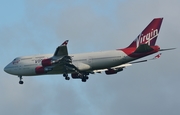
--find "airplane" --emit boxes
[4,18,175,84]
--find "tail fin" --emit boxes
[128,18,163,48]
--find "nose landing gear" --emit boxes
[18,76,24,84]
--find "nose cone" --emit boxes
[4,65,9,73]
[4,63,13,74]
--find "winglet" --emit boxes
[61,40,69,46]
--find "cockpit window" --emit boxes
[12,58,20,64]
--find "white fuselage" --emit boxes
[4,50,133,76]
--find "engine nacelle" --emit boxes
[105,69,117,75]
[71,73,81,79]
[35,66,52,74]
[35,66,46,74]
[105,68,123,75]
[41,59,53,66]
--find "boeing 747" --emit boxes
[4,18,175,84]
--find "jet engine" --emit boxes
[35,66,52,74]
[105,68,123,75]
[41,59,55,66]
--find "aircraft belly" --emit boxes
[20,67,37,76]
[9,67,36,76]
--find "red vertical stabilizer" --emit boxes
[127,18,163,48]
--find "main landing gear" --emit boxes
[63,73,89,82]
[18,76,24,84]
[63,73,70,80]
[81,75,89,82]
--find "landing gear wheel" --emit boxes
[19,81,24,84]
[63,73,70,80]
[82,78,87,82]
[63,74,68,77]
[65,77,70,80]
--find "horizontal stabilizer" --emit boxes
[130,53,162,64]
[159,48,176,51]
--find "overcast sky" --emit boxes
[0,0,180,115]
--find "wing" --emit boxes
[51,55,79,72]
[54,40,69,57]
[40,40,80,74]
[92,63,132,74]
[92,53,162,75]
